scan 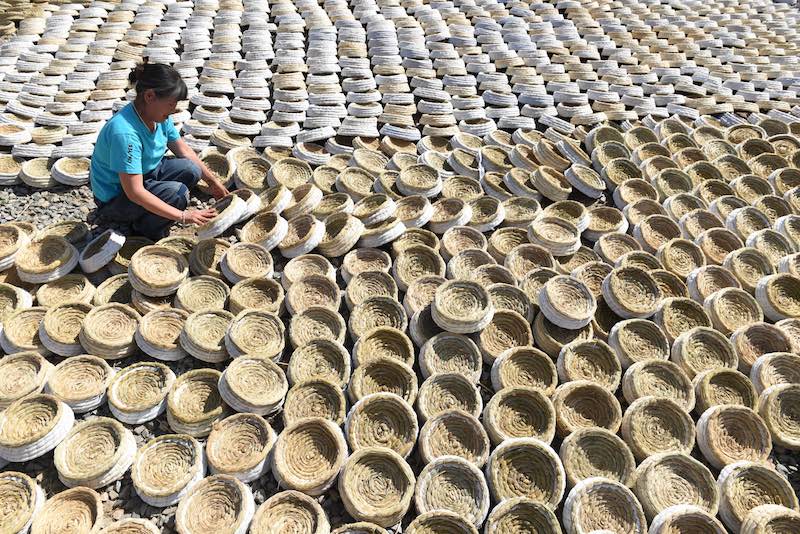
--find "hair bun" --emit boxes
[128,63,146,84]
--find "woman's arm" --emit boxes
[120,172,217,225]
[168,138,229,199]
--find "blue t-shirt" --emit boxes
[90,102,181,202]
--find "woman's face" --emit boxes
[143,89,178,123]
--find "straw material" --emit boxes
[345,393,418,458]
[418,409,491,468]
[694,368,757,414]
[289,306,347,349]
[79,303,140,360]
[131,434,205,507]
[225,310,284,361]
[539,275,596,329]
[109,237,154,276]
[98,519,160,534]
[731,322,793,375]
[128,246,189,297]
[189,238,230,280]
[486,437,565,508]
[219,355,287,416]
[697,405,772,470]
[553,381,622,438]
[288,339,350,388]
[30,487,103,534]
[740,504,800,534]
[406,511,478,534]
[283,379,347,427]
[0,471,44,534]
[751,352,800,395]
[557,340,621,392]
[229,277,284,316]
[757,384,800,450]
[559,427,636,488]
[240,212,289,252]
[271,417,348,496]
[180,309,233,363]
[417,372,483,422]
[672,326,738,379]
[718,461,799,533]
[562,477,647,534]
[620,396,696,461]
[393,245,445,292]
[135,308,189,362]
[622,360,696,411]
[602,267,662,319]
[15,236,78,284]
[0,351,51,410]
[483,387,556,446]
[348,357,418,405]
[338,447,415,528]
[46,355,114,414]
[39,302,92,357]
[167,369,227,438]
[0,394,74,462]
[36,274,94,308]
[1,306,48,355]
[107,362,176,425]
[175,276,230,313]
[206,413,277,483]
[286,274,341,316]
[414,455,490,526]
[175,474,254,534]
[348,297,407,340]
[484,497,561,534]
[649,505,726,534]
[92,275,132,307]
[490,346,558,396]
[346,271,398,310]
[54,417,136,489]
[419,333,482,383]
[431,280,494,334]
[250,491,330,534]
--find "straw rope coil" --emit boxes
[750,352,800,394]
[286,274,341,316]
[131,434,205,507]
[648,505,726,534]
[288,339,351,388]
[345,392,418,458]
[0,470,44,534]
[167,369,228,438]
[672,326,739,379]
[39,302,91,357]
[731,322,793,375]
[342,248,392,283]
[279,215,326,259]
[174,276,230,313]
[348,354,417,404]
[107,362,176,425]
[740,504,800,534]
[419,332,482,383]
[98,519,160,534]
[416,372,483,422]
[602,267,662,319]
[1,306,48,355]
[553,380,623,438]
[622,360,696,411]
[393,245,445,292]
[79,303,140,360]
[219,243,273,284]
[283,379,347,427]
[346,271,398,310]
[483,387,556,446]
[490,346,558,395]
[135,308,189,362]
[225,310,285,361]
[483,498,561,534]
[15,236,78,284]
[557,340,622,391]
[35,274,94,308]
[271,416,348,496]
[249,491,330,534]
[282,255,336,290]
[219,355,287,416]
[180,309,233,363]
[92,275,132,307]
[30,487,103,534]
[406,511,478,534]
[128,246,188,297]
[620,396,696,461]
[694,368,757,414]
[206,413,277,483]
[189,238,230,280]
[757,384,800,450]
[418,409,491,468]
[240,212,289,252]
[538,275,596,329]
[0,394,74,462]
[414,455,490,527]
[431,280,494,334]
[559,427,636,488]
[174,474,255,534]
[697,405,772,469]
[109,237,154,276]
[229,277,284,316]
[45,355,114,414]
[348,297,407,340]
[54,417,136,489]
[562,477,647,534]
[485,437,565,508]
[717,461,799,533]
[0,351,51,410]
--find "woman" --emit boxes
[90,62,229,240]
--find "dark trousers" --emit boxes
[95,158,201,240]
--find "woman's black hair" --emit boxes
[129,61,188,101]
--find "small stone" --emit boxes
[112,509,125,520]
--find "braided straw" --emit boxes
[558,340,622,391]
[282,255,336,290]
[180,309,233,363]
[0,282,32,323]
[608,318,670,369]
[487,228,528,263]
[36,274,94,308]
[289,306,346,349]
[109,237,154,276]
[417,372,483,422]
[1,306,48,354]
[393,228,440,257]
[189,238,230,280]
[345,392,418,458]
[30,487,102,534]
[483,387,556,446]
[175,474,255,534]
[602,267,662,319]
[99,519,160,534]
[533,312,594,359]
[15,236,78,284]
[648,505,726,534]
[418,408,491,468]
[250,491,330,534]
[672,326,738,379]
[755,273,800,322]
[342,248,392,283]
[0,351,51,409]
[553,381,622,438]
[348,297,407,340]
[240,212,289,252]
[406,511,478,534]
[563,477,647,534]
[39,302,91,357]
[288,339,350,388]
[751,352,800,394]
[128,246,188,297]
[286,274,341,316]
[622,360,696,411]
[559,427,636,489]
[757,384,800,450]
[419,333,482,383]
[348,356,418,405]
[447,248,496,281]
[54,417,136,489]
[337,447,415,528]
[655,297,713,345]
[317,213,363,258]
[0,471,44,534]
[132,434,205,507]
[731,322,793,375]
[415,455,490,526]
[92,274,132,306]
[135,308,189,361]
[718,461,799,533]
[777,318,800,352]
[486,437,565,508]
[392,245,445,292]
[741,504,800,534]
[225,310,284,361]
[0,394,74,462]
[174,276,230,313]
[229,278,283,316]
[538,275,596,329]
[79,303,140,359]
[490,346,558,396]
[620,397,696,461]
[107,362,176,424]
[219,355,287,416]
[694,368,757,414]
[430,280,494,334]
[484,497,560,534]
[441,227,486,262]
[46,355,114,413]
[271,416,348,496]
[167,369,227,437]
[703,287,763,336]
[697,405,772,469]
[283,379,346,427]
[346,271,398,311]
[279,215,325,259]
[476,309,533,365]
[220,243,273,285]
[206,413,276,482]
[157,236,197,258]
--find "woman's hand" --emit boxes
[183,208,218,225]
[208,179,229,199]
